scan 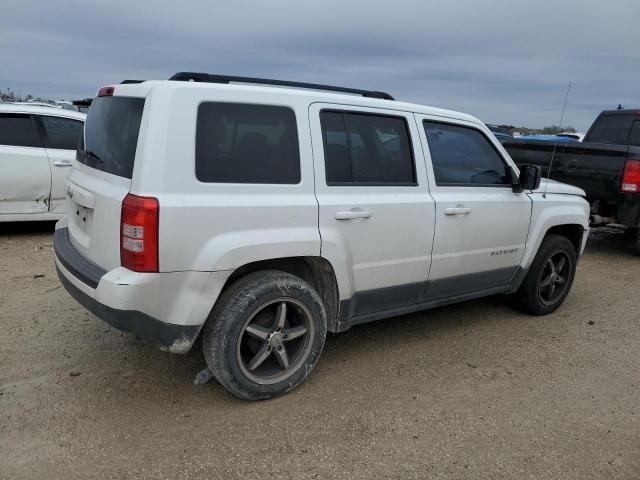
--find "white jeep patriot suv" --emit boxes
[54,72,590,399]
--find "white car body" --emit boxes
[54,79,590,355]
[0,104,85,221]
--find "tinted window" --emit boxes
[321,111,415,185]
[0,114,40,147]
[423,121,511,186]
[628,122,640,147]
[40,116,83,150]
[196,103,300,184]
[587,114,633,145]
[78,96,145,179]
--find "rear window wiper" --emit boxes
[78,148,104,164]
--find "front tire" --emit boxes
[203,270,327,400]
[513,234,577,315]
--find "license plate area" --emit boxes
[72,203,90,233]
[68,199,94,249]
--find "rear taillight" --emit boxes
[121,194,159,272]
[621,159,640,193]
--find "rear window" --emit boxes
[78,96,145,178]
[196,102,300,184]
[587,114,633,145]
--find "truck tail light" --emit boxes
[621,159,640,193]
[121,194,159,272]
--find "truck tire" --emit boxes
[202,270,327,400]
[636,230,640,256]
[513,234,577,315]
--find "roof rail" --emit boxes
[121,80,145,84]
[168,72,394,100]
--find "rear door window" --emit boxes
[78,96,145,178]
[423,121,511,186]
[196,103,300,184]
[587,114,633,145]
[39,116,83,150]
[320,110,416,185]
[0,114,40,148]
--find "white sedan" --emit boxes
[0,104,85,221]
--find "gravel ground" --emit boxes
[1,222,639,479]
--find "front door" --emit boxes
[0,113,50,215]
[417,116,532,300]
[310,103,435,318]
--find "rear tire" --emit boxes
[513,234,577,315]
[202,270,327,400]
[635,229,640,256]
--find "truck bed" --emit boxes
[504,139,640,226]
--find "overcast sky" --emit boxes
[2,0,638,131]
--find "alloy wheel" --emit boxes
[538,251,571,306]
[236,298,314,385]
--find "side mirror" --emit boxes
[518,164,542,191]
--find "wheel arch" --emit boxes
[521,200,589,269]
[545,224,584,254]
[221,256,341,332]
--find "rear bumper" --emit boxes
[56,264,200,352]
[54,224,230,353]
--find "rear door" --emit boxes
[36,114,84,215]
[0,113,50,214]
[66,95,145,270]
[310,103,435,317]
[418,117,531,299]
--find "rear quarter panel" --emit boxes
[132,84,321,273]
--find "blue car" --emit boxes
[515,134,578,142]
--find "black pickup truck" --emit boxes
[504,109,640,253]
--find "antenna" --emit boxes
[543,81,572,198]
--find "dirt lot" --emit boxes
[1,223,639,479]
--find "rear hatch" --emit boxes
[65,93,145,271]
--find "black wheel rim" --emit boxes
[538,250,571,306]
[236,298,314,385]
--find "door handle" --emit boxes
[444,206,471,215]
[53,160,73,167]
[335,210,371,220]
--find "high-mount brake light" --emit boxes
[120,194,159,272]
[621,159,640,193]
[98,86,114,97]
